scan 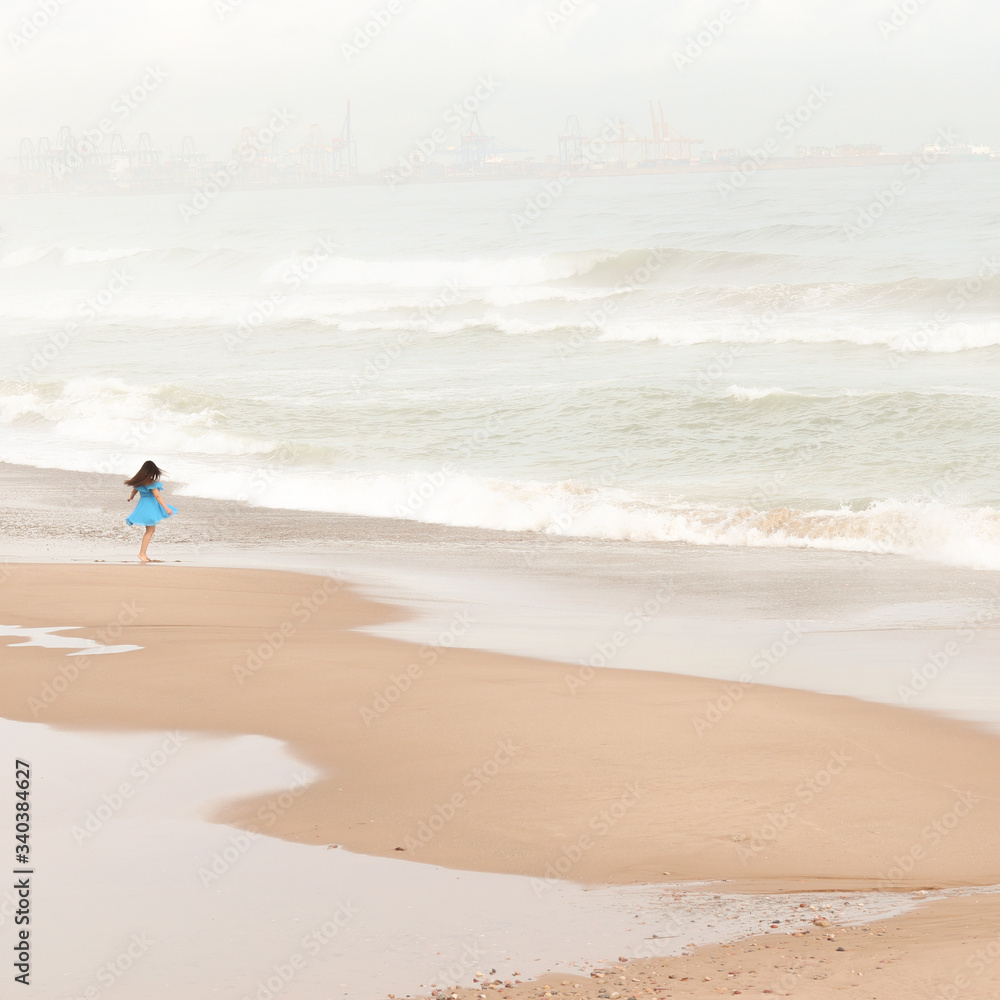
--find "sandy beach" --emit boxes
[6,456,1000,996]
[3,559,1000,893]
[4,9,999,986]
[4,451,1000,998]
[4,553,1000,996]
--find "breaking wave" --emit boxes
[174,470,1000,572]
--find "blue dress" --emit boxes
[126,481,177,526]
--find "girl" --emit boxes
[125,461,177,563]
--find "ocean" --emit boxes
[2,163,1000,569]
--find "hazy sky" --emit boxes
[4,0,998,170]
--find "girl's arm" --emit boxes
[127,489,137,501]
[150,488,173,514]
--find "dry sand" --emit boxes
[1,562,999,893]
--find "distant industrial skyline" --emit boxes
[11,106,995,200]
[11,98,997,182]
[10,103,903,170]
[3,0,998,173]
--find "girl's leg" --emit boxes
[139,526,155,562]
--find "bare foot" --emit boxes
[138,554,151,563]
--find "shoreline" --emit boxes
[4,154,992,199]
[6,458,1000,734]
[408,891,1000,999]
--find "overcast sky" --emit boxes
[4,0,998,170]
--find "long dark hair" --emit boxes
[125,461,164,487]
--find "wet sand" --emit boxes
[413,893,1000,999]
[2,562,1000,891]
